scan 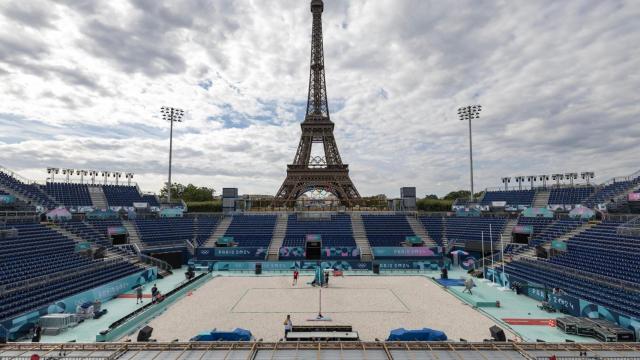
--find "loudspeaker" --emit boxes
[255,263,262,275]
[137,326,153,342]
[490,325,505,342]
[373,263,380,274]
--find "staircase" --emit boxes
[88,185,108,209]
[204,216,233,247]
[350,213,373,261]
[442,218,451,251]
[267,214,289,260]
[405,215,436,247]
[501,218,517,244]
[556,221,598,243]
[122,220,143,249]
[532,189,550,208]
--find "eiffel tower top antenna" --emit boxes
[306,0,330,122]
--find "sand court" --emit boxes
[145,274,511,342]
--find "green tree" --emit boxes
[160,183,214,202]
[424,194,439,200]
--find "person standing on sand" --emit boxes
[284,314,293,337]
[136,285,143,304]
[292,269,299,286]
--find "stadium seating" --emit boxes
[193,217,220,246]
[516,217,555,238]
[444,217,506,245]
[582,178,640,208]
[480,190,535,207]
[529,219,583,247]
[135,218,196,245]
[58,220,113,248]
[505,259,640,319]
[362,215,415,247]
[419,216,445,246]
[0,172,57,208]
[103,185,146,207]
[283,213,355,247]
[41,182,92,207]
[141,194,161,207]
[0,223,140,322]
[548,186,595,206]
[224,215,277,247]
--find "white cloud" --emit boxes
[0,0,639,197]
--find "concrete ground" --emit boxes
[145,274,511,342]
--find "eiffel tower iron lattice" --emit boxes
[273,0,361,207]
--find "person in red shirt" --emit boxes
[292,269,299,286]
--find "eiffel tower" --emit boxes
[274,0,361,207]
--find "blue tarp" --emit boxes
[387,328,448,341]
[190,328,252,341]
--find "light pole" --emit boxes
[581,171,594,185]
[458,105,481,202]
[539,174,549,189]
[526,175,537,190]
[552,173,563,187]
[47,167,59,182]
[125,173,134,186]
[161,106,185,204]
[501,177,511,191]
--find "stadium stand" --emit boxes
[505,258,640,318]
[419,216,445,246]
[0,172,57,209]
[135,218,196,244]
[480,190,535,207]
[193,217,220,246]
[516,217,555,238]
[103,185,146,207]
[362,214,415,247]
[224,215,277,247]
[444,217,506,245]
[548,186,595,206]
[283,213,355,247]
[582,177,640,208]
[0,223,140,322]
[41,182,92,207]
[142,194,161,207]
[58,220,113,248]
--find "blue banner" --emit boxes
[374,259,448,270]
[278,246,360,259]
[372,247,441,258]
[196,247,267,260]
[202,260,371,271]
[1,267,157,340]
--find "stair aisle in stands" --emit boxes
[350,213,373,261]
[501,218,517,243]
[204,216,232,247]
[405,215,437,247]
[122,220,143,249]
[267,214,288,260]
[532,190,550,208]
[88,185,108,209]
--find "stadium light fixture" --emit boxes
[552,173,564,187]
[125,173,134,186]
[457,105,481,202]
[526,175,537,190]
[47,167,59,182]
[539,175,550,189]
[565,172,578,187]
[501,177,511,191]
[113,171,122,185]
[514,176,525,191]
[581,171,595,185]
[102,171,110,185]
[76,170,87,184]
[89,170,98,185]
[161,106,185,204]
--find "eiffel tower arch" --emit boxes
[273,0,361,207]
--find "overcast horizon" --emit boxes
[1,0,639,198]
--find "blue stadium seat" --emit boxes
[362,215,415,247]
[283,213,354,247]
[224,215,277,247]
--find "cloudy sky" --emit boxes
[1,0,639,197]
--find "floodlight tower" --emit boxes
[501,177,511,191]
[89,170,98,185]
[47,167,59,182]
[125,173,134,186]
[552,174,564,187]
[526,175,537,190]
[514,176,525,191]
[102,171,110,185]
[539,174,550,189]
[161,106,185,204]
[113,172,122,185]
[77,170,87,184]
[581,171,595,185]
[565,173,578,187]
[458,105,482,202]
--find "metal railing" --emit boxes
[138,253,173,272]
